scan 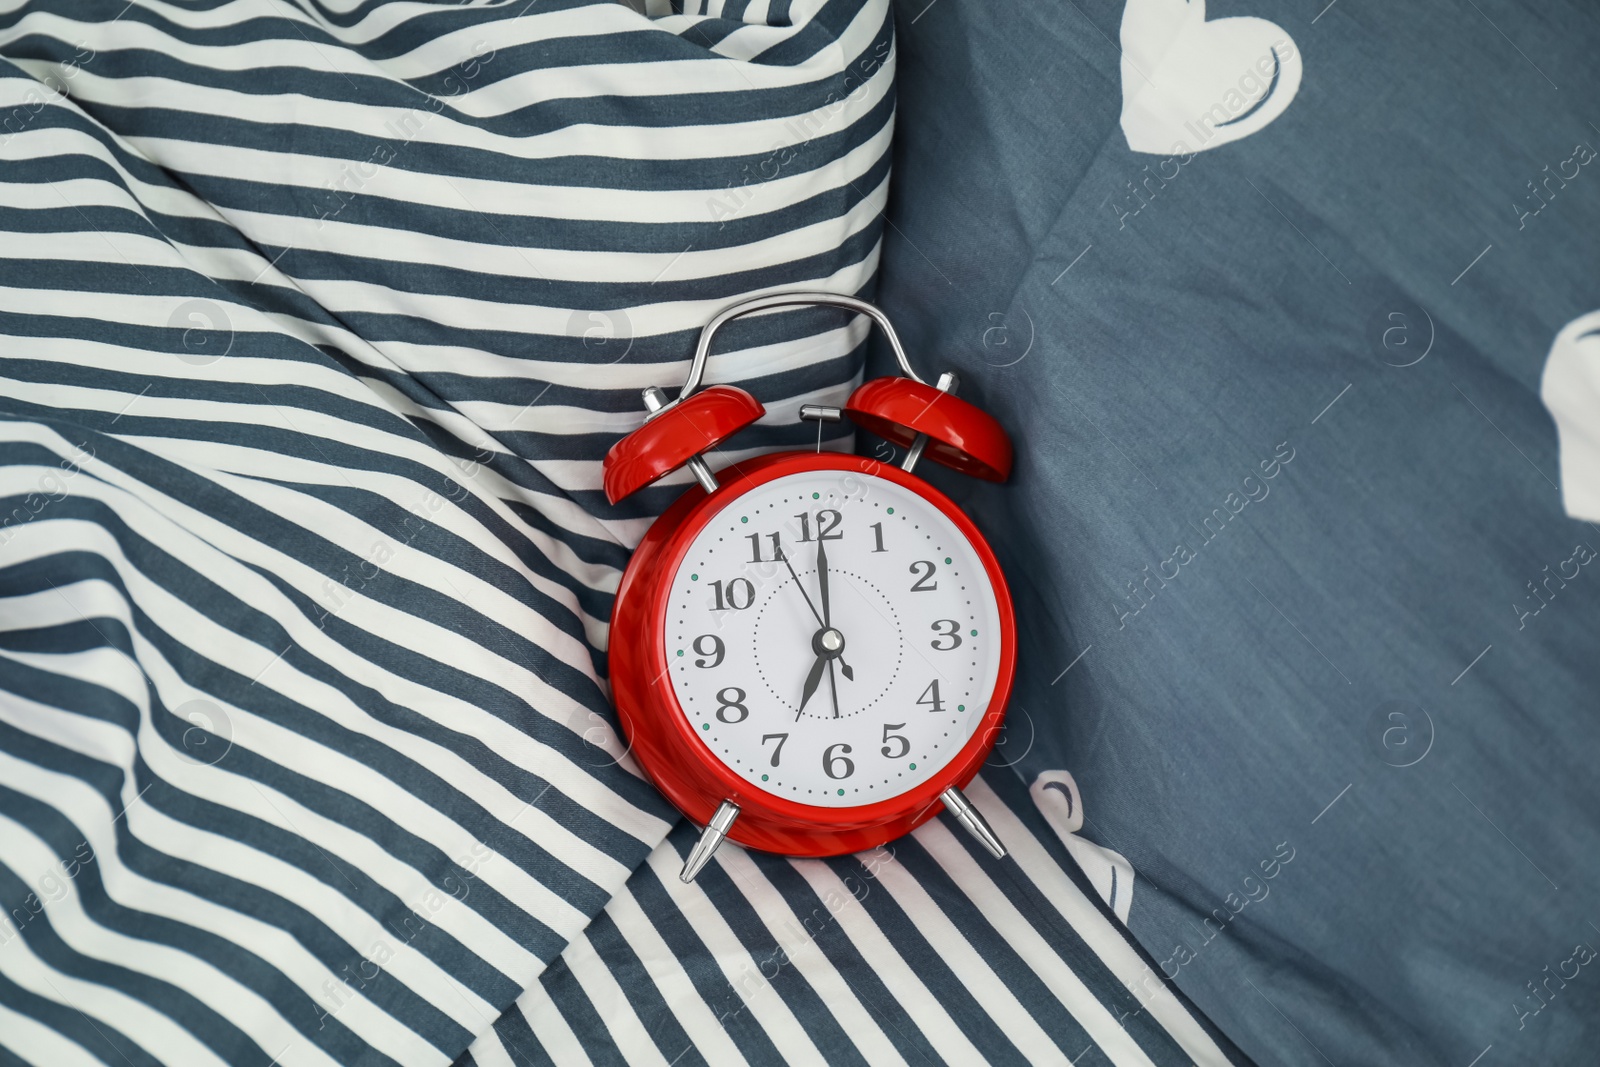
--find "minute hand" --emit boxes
[817,538,832,626]
[815,540,853,681]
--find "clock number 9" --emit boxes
[823,742,854,780]
[880,723,909,759]
[692,634,725,668]
[715,687,749,724]
[930,620,962,650]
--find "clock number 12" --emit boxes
[793,509,842,542]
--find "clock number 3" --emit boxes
[930,620,962,650]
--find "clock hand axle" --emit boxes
[798,627,849,718]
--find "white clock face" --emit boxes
[665,468,1005,808]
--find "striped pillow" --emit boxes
[0,0,891,1063]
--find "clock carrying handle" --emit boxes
[660,290,1013,482]
[605,291,938,504]
[648,291,931,424]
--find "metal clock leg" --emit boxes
[940,786,1006,859]
[680,800,740,882]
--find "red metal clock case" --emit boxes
[609,450,1018,857]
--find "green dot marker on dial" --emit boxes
[958,704,965,711]
[676,650,684,657]
[741,516,748,523]
[887,507,894,514]
[762,774,769,781]
[970,629,977,636]
[837,789,845,796]
[909,762,917,770]
[945,557,952,564]
[812,492,820,499]
[701,723,710,730]
[691,574,698,581]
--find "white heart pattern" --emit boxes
[1030,770,1136,923]
[1119,0,1304,155]
[1541,310,1600,523]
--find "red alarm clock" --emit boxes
[604,292,1017,881]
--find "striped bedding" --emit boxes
[0,1,1243,1063]
[461,772,1246,1067]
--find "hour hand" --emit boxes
[797,654,827,719]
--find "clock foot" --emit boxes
[680,800,740,882]
[940,786,1006,859]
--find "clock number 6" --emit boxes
[761,733,788,767]
[880,723,909,759]
[716,687,749,723]
[930,620,962,650]
[823,742,855,780]
[692,634,725,668]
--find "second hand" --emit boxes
[779,550,825,628]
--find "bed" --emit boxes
[0,1,1243,1064]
